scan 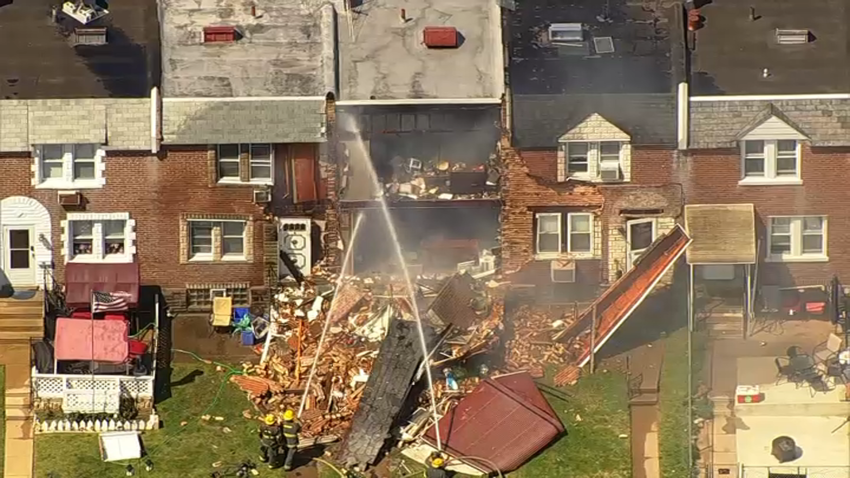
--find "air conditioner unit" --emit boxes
[253,189,271,204]
[57,191,82,206]
[599,162,621,182]
[551,259,576,283]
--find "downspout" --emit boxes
[677,82,689,151]
[150,86,160,154]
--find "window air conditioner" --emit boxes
[599,162,621,182]
[551,259,576,283]
[253,189,271,204]
[58,191,82,206]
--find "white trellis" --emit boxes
[32,372,154,413]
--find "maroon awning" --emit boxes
[64,263,140,306]
[423,372,564,473]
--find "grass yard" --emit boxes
[508,368,631,478]
[35,363,261,478]
[658,328,707,478]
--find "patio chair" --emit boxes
[775,357,795,385]
[813,333,843,365]
[807,373,835,397]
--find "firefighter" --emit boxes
[281,409,301,471]
[426,452,451,478]
[258,414,282,467]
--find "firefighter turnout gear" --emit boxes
[258,420,282,466]
[426,453,450,478]
[281,415,302,471]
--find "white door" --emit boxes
[626,219,656,269]
[2,226,36,286]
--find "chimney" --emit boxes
[251,4,256,17]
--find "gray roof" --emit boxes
[512,94,677,148]
[160,0,334,98]
[689,99,850,149]
[690,0,850,95]
[337,0,503,100]
[0,99,151,152]
[162,99,326,144]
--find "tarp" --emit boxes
[64,262,139,306]
[55,318,129,363]
[423,372,564,473]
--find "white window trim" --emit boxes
[739,140,802,186]
[60,212,135,264]
[766,216,828,263]
[216,144,274,185]
[32,144,107,190]
[188,219,248,262]
[535,213,562,258]
[560,140,624,181]
[567,213,594,257]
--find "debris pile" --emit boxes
[381,153,500,201]
[503,305,584,378]
[231,274,390,438]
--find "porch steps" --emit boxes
[703,309,745,340]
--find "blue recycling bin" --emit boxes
[241,331,255,346]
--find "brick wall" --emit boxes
[0,144,333,296]
[686,144,850,286]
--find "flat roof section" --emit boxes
[690,0,850,95]
[337,0,503,100]
[0,0,160,99]
[159,0,333,98]
[508,0,675,96]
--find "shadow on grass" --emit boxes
[170,369,204,388]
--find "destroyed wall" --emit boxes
[686,145,850,287]
[341,205,501,276]
[500,139,605,298]
[338,317,435,469]
[335,106,501,202]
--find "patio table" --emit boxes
[790,354,816,374]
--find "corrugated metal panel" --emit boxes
[685,204,756,264]
[423,373,563,473]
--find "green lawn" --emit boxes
[658,328,707,478]
[508,369,631,478]
[35,363,260,478]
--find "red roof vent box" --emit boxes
[423,26,459,48]
[204,26,239,43]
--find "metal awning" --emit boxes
[684,204,756,265]
[64,262,140,306]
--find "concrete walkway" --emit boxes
[628,343,665,478]
[1,343,34,478]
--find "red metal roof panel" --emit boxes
[423,372,563,472]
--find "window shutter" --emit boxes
[126,219,137,255]
[60,220,69,262]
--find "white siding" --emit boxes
[743,116,807,141]
[0,196,52,288]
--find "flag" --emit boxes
[92,291,131,313]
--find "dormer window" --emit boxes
[562,141,624,182]
[740,140,801,185]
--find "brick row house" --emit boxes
[502,0,687,302]
[680,0,850,317]
[333,0,505,277]
[0,0,338,313]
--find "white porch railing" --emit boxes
[32,371,155,413]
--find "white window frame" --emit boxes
[33,144,106,189]
[60,213,135,263]
[766,216,827,262]
[567,213,594,255]
[560,141,624,180]
[626,218,657,269]
[216,144,274,184]
[739,140,802,186]
[535,213,562,257]
[188,219,248,262]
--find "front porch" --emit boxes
[0,290,44,341]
